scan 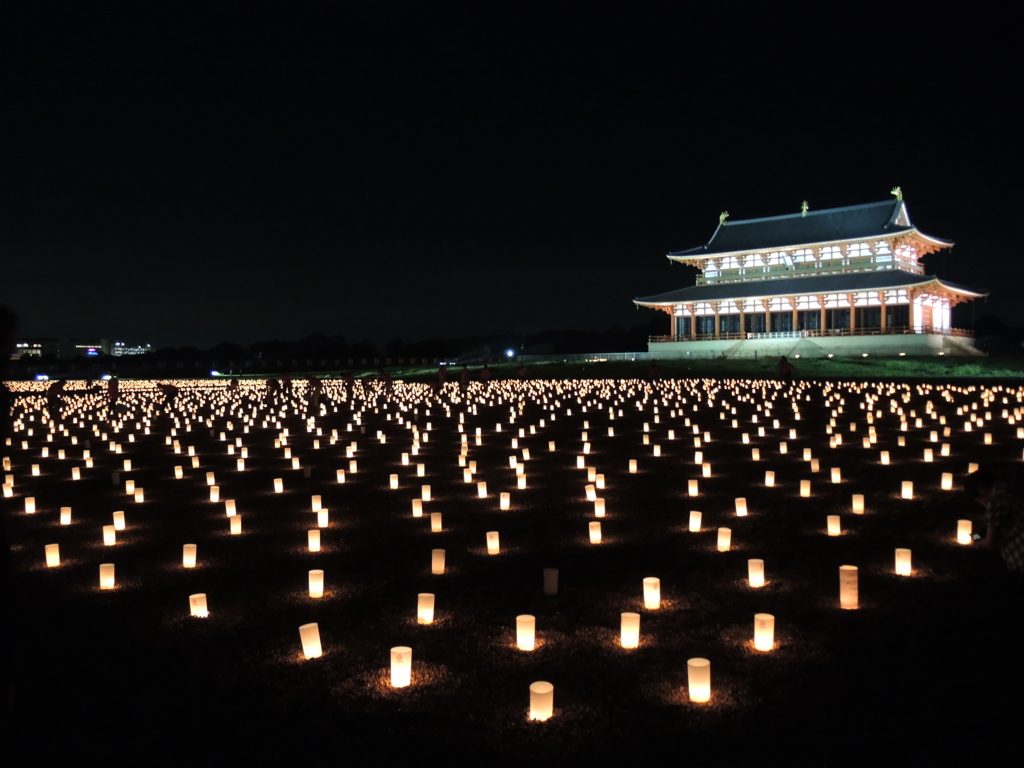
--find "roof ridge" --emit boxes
[722,199,897,227]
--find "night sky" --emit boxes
[4,4,1021,349]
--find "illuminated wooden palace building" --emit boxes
[635,190,987,358]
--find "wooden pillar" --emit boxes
[739,306,746,338]
[819,295,826,335]
[713,302,721,340]
[791,297,798,334]
[689,305,696,340]
[879,291,887,333]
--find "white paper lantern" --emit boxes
[183,543,197,567]
[309,569,324,598]
[486,531,500,554]
[753,613,775,651]
[45,543,60,567]
[621,612,640,648]
[431,548,445,574]
[895,548,912,576]
[99,563,115,590]
[957,519,972,544]
[189,593,208,617]
[517,614,536,650]
[391,646,412,687]
[643,577,661,609]
[529,681,554,720]
[748,558,765,587]
[827,515,840,536]
[717,527,731,551]
[687,658,711,703]
[839,565,858,609]
[299,623,322,659]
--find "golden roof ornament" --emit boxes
[801,200,809,216]
[891,186,903,201]
[719,211,729,224]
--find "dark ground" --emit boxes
[3,377,1022,765]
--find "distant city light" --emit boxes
[35,374,49,381]
[101,375,112,381]
[210,370,220,377]
[505,349,514,358]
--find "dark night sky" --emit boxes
[3,4,1021,349]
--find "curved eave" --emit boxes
[666,228,953,263]
[634,274,988,308]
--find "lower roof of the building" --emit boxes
[634,270,987,306]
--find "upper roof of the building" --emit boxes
[669,198,952,258]
[634,270,987,306]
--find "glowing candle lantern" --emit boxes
[336,469,346,483]
[717,527,732,551]
[463,469,472,483]
[113,510,125,530]
[764,471,775,487]
[517,474,526,489]
[45,544,60,567]
[895,548,912,576]
[125,480,135,495]
[419,484,431,502]
[800,480,811,498]
[621,612,640,648]
[957,519,972,544]
[274,478,284,493]
[529,681,554,721]
[486,531,500,554]
[430,513,442,532]
[417,463,425,477]
[688,479,699,497]
[594,498,606,517]
[431,548,447,575]
[753,613,775,651]
[309,569,324,598]
[134,488,144,503]
[291,458,301,470]
[71,467,81,481]
[60,506,71,525]
[229,514,241,534]
[880,451,890,465]
[477,481,488,498]
[210,485,220,503]
[99,563,115,590]
[3,484,12,499]
[827,515,841,536]
[317,510,329,528]
[298,623,322,659]
[391,646,412,687]
[811,458,820,473]
[751,448,760,461]
[687,658,711,703]
[390,474,399,490]
[191,457,200,469]
[643,577,661,609]
[629,460,637,473]
[732,497,747,517]
[924,448,934,463]
[224,499,236,516]
[183,544,197,567]
[702,462,711,478]
[901,481,914,499]
[585,484,597,502]
[417,593,435,624]
[969,462,979,474]
[839,565,858,609]
[412,499,423,517]
[589,521,602,543]
[689,510,702,532]
[25,497,36,514]
[543,568,558,595]
[123,459,131,472]
[103,525,116,546]
[748,558,765,587]
[307,529,321,551]
[985,433,993,445]
[31,465,40,476]
[206,472,216,486]
[851,494,865,514]
[548,441,556,451]
[941,473,953,491]
[500,492,511,510]
[517,614,536,650]
[189,593,208,617]
[236,458,245,471]
[831,468,841,484]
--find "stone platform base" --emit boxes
[649,333,981,360]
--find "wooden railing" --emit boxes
[649,327,974,343]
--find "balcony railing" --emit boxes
[649,326,974,343]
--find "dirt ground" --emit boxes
[3,376,1023,764]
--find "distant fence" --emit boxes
[516,351,651,363]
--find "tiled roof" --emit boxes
[635,270,987,305]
